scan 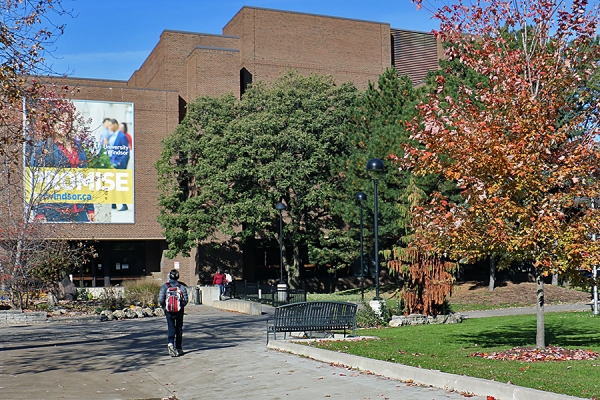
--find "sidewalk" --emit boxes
[0,303,591,400]
[0,304,484,400]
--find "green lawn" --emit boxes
[308,312,600,398]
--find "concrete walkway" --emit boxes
[0,302,592,400]
[0,305,484,400]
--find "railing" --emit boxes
[234,281,306,307]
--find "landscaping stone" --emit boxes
[59,276,77,301]
[142,307,154,317]
[100,310,115,320]
[123,308,137,319]
[153,307,165,317]
[389,313,464,327]
[133,306,144,318]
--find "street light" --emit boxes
[355,191,367,301]
[366,158,384,300]
[275,202,287,284]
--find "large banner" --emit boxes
[25,100,135,223]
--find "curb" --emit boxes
[267,340,584,400]
[46,315,104,324]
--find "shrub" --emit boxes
[98,286,126,310]
[123,280,161,308]
[356,301,390,328]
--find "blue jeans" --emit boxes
[216,284,224,298]
[165,310,184,349]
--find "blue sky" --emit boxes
[47,0,439,81]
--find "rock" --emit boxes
[153,308,165,317]
[123,308,137,319]
[58,276,77,301]
[47,292,58,306]
[112,309,124,319]
[132,306,144,318]
[50,308,67,317]
[142,307,154,317]
[100,310,115,320]
[389,313,464,327]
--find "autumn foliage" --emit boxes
[388,247,455,315]
[402,0,600,347]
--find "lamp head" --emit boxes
[355,191,367,202]
[275,202,286,211]
[366,158,385,173]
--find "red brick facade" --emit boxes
[44,6,441,286]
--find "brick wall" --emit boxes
[223,7,391,89]
[129,31,240,101]
[187,46,240,100]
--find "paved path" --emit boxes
[0,305,483,400]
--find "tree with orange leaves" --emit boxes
[403,0,600,349]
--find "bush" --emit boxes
[77,287,93,301]
[123,280,161,308]
[98,286,126,310]
[356,301,390,328]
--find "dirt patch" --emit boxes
[450,281,591,307]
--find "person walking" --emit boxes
[224,269,233,298]
[158,269,188,357]
[212,269,226,300]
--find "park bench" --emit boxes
[266,301,357,344]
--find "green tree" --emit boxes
[156,94,237,256]
[157,72,358,286]
[316,68,456,275]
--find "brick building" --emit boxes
[47,7,441,287]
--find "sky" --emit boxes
[46,0,440,81]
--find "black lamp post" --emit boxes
[355,191,367,301]
[366,158,384,300]
[276,202,286,284]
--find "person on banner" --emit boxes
[106,118,131,211]
[158,269,189,357]
[119,122,132,150]
[28,114,96,223]
[98,117,112,149]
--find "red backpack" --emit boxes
[165,282,183,313]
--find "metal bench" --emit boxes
[266,301,357,344]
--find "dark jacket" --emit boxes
[158,279,189,311]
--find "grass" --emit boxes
[449,302,528,312]
[308,312,600,398]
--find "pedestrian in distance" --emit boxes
[158,269,188,357]
[212,268,226,300]
[224,269,233,298]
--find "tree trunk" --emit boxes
[552,273,558,286]
[535,269,546,349]
[488,257,496,292]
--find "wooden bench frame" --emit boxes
[266,301,357,344]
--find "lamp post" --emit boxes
[355,191,367,301]
[366,158,384,300]
[275,202,286,284]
